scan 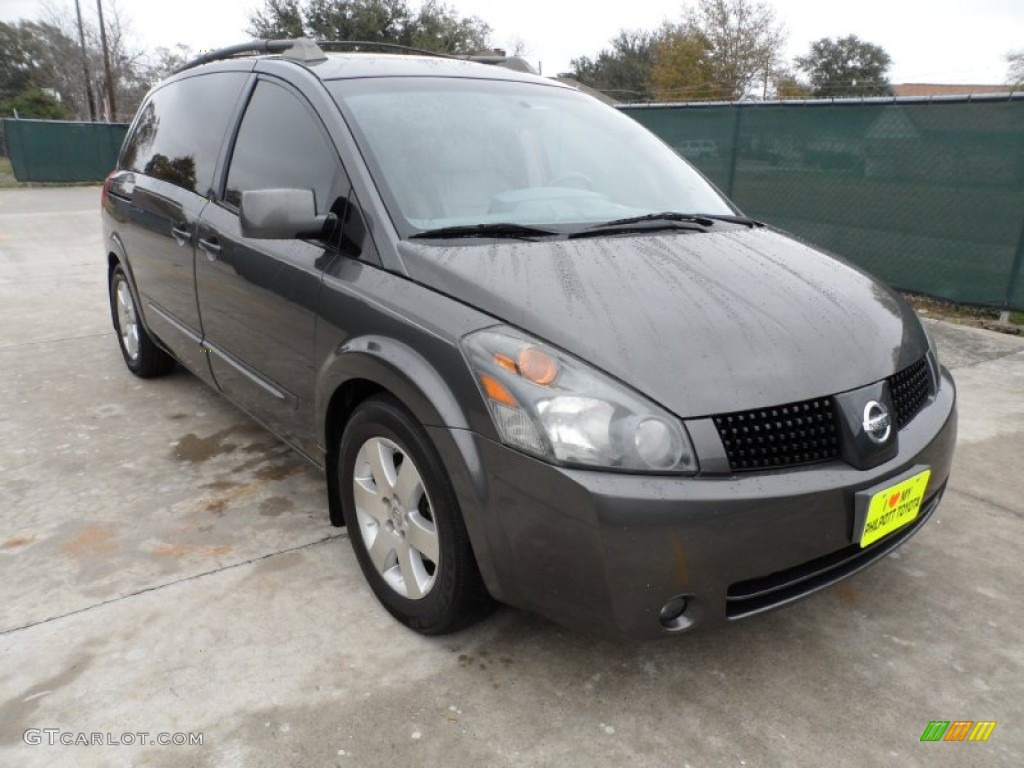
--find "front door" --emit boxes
[195,77,351,455]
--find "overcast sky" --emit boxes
[4,0,1021,85]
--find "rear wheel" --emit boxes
[339,395,492,634]
[109,265,174,378]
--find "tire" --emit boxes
[339,394,492,634]
[109,264,175,378]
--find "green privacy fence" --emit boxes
[622,94,1024,311]
[3,118,128,183]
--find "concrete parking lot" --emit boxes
[1,186,1022,767]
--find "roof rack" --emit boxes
[172,38,325,74]
[316,40,459,59]
[172,37,538,75]
[317,41,538,72]
[462,54,536,73]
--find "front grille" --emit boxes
[725,487,943,619]
[713,397,839,472]
[888,357,930,428]
[711,357,931,474]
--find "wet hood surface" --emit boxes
[398,227,926,417]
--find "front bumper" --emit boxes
[429,368,957,640]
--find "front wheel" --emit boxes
[109,265,174,378]
[339,395,492,634]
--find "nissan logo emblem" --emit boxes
[862,401,892,444]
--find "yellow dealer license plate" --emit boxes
[859,469,931,548]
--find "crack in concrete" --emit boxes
[0,332,109,351]
[947,486,1024,520]
[946,348,1024,371]
[0,532,347,637]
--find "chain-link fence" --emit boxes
[5,98,1024,309]
[3,118,128,183]
[622,94,1024,311]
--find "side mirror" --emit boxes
[239,188,334,239]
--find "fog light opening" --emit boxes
[659,596,690,631]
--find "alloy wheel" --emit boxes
[352,436,440,599]
[115,279,140,360]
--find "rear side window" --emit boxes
[224,80,344,213]
[121,73,248,195]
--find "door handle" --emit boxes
[198,237,222,260]
[171,225,191,246]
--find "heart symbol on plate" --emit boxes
[888,492,900,509]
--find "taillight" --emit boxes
[101,171,115,208]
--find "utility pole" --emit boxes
[74,0,97,121]
[95,0,117,121]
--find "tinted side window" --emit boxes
[121,73,248,194]
[225,80,344,213]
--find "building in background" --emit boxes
[891,84,1013,97]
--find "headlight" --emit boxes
[461,326,697,473]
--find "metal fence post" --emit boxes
[725,106,743,199]
[1002,215,1024,314]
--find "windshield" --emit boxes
[326,77,733,236]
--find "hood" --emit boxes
[397,227,926,418]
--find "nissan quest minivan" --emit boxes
[101,38,956,639]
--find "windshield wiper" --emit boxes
[409,223,558,240]
[697,213,763,227]
[570,211,764,239]
[596,212,716,228]
[569,212,711,239]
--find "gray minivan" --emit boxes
[102,38,956,639]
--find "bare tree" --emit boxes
[683,0,786,100]
[1008,50,1024,89]
[506,37,529,57]
[38,0,185,121]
